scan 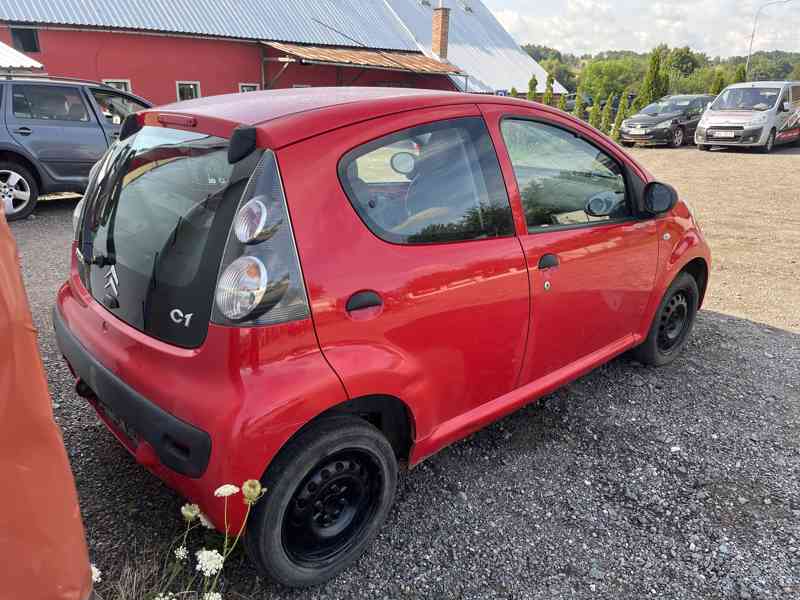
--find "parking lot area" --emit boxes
[10,144,800,599]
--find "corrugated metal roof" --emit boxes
[384,0,567,95]
[0,0,417,51]
[0,40,43,70]
[267,42,462,75]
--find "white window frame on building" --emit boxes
[239,83,260,93]
[176,81,201,101]
[102,79,132,92]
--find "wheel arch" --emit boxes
[0,149,43,190]
[680,256,709,307]
[294,394,415,463]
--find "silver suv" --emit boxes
[0,76,151,221]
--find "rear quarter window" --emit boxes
[338,117,514,245]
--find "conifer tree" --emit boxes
[600,93,615,134]
[612,93,630,141]
[527,74,538,101]
[542,73,555,106]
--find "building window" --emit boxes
[239,83,259,93]
[10,28,40,53]
[176,81,201,101]
[102,80,132,92]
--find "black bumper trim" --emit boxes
[53,307,211,478]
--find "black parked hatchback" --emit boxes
[619,95,715,148]
[1,76,151,221]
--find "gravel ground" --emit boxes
[10,144,800,599]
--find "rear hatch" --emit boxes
[76,125,263,348]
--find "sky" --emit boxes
[483,0,800,57]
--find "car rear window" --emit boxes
[339,117,514,245]
[78,125,263,347]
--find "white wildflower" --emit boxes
[214,484,240,498]
[181,502,200,522]
[198,511,215,529]
[195,548,224,577]
[174,545,188,562]
[90,564,102,583]
[203,593,222,600]
[241,479,263,505]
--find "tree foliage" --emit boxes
[588,99,602,129]
[522,45,800,99]
[600,93,614,134]
[732,64,747,84]
[510,86,518,98]
[710,70,727,95]
[557,93,567,111]
[572,83,587,120]
[542,73,555,106]
[527,74,538,101]
[612,94,630,141]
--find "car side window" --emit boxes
[12,84,90,122]
[91,88,148,125]
[500,119,630,232]
[339,117,515,245]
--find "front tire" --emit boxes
[697,144,710,151]
[632,272,699,366]
[760,129,776,154]
[0,162,39,222]
[245,416,397,588]
[670,127,685,148]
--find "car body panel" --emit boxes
[621,95,713,146]
[696,81,800,148]
[54,89,711,532]
[1,78,152,194]
[279,103,531,444]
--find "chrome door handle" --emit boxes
[14,127,32,136]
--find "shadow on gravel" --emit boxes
[55,310,798,600]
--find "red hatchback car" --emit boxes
[55,88,710,587]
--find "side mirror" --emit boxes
[644,181,678,214]
[390,151,417,177]
[585,191,620,217]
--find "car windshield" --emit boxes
[640,98,692,115]
[711,87,780,111]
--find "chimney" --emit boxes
[432,1,451,60]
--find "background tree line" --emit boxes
[524,43,800,101]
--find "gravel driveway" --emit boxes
[11,144,800,599]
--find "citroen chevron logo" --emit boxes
[104,265,119,297]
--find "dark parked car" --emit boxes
[619,94,715,148]
[1,76,151,221]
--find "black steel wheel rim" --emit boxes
[657,291,690,352]
[282,449,383,568]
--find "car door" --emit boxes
[85,87,150,145]
[481,103,659,383]
[685,99,704,138]
[279,105,531,440]
[5,83,108,187]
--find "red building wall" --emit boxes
[0,26,455,107]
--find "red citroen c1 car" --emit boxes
[55,87,710,587]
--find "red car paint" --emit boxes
[55,88,711,532]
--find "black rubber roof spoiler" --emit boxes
[228,126,257,164]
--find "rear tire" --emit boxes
[244,415,397,588]
[0,162,39,222]
[621,141,634,148]
[760,129,776,154]
[631,272,699,367]
[697,144,710,151]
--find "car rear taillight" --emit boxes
[211,150,309,326]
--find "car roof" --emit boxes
[725,81,796,89]
[150,86,540,149]
[1,75,152,104]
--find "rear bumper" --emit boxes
[53,306,211,478]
